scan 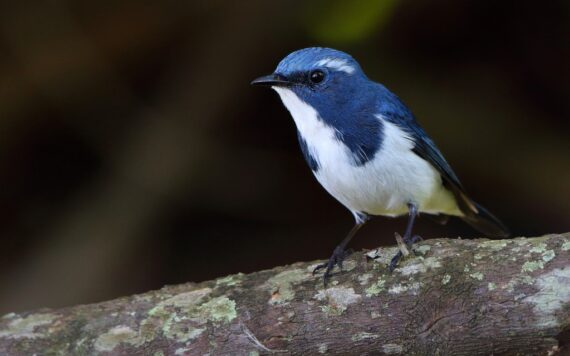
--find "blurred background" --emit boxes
[0,0,568,314]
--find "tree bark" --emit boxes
[1,233,569,355]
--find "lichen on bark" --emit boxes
[1,233,569,355]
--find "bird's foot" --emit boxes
[313,246,353,287]
[389,234,423,272]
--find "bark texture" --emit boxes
[1,233,569,355]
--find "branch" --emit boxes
[1,233,569,355]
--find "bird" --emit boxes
[251,47,509,285]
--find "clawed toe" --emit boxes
[388,250,404,272]
[389,234,422,272]
[406,234,423,245]
[313,247,351,286]
[312,262,327,275]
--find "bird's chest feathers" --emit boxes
[274,88,443,215]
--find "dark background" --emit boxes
[0,0,568,314]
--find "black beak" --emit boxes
[250,73,291,87]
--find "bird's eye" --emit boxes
[309,70,325,84]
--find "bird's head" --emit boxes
[252,47,371,115]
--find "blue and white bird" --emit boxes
[252,47,509,284]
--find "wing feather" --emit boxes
[380,109,509,237]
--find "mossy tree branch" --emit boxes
[1,234,569,355]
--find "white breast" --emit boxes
[273,87,462,218]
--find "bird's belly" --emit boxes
[314,147,460,217]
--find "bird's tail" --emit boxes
[459,195,510,238]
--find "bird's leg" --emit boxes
[389,203,422,271]
[313,214,369,286]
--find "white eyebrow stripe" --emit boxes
[316,58,355,74]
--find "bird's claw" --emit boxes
[313,247,353,286]
[389,234,423,272]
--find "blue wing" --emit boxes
[376,85,509,237]
[374,84,464,192]
[384,113,464,191]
